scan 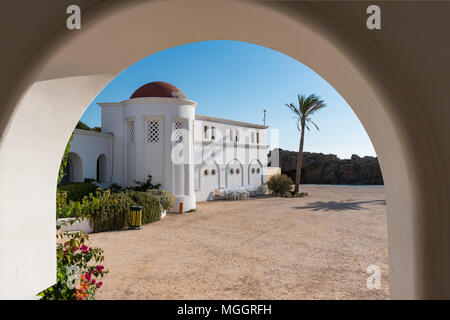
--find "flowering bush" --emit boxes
[38,228,108,300]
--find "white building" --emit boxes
[67,81,269,211]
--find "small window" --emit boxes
[256,168,261,174]
[127,120,135,144]
[235,130,240,142]
[236,168,240,174]
[256,132,260,144]
[251,168,255,174]
[211,127,216,140]
[251,132,255,143]
[230,168,234,175]
[204,169,209,176]
[204,126,209,139]
[211,169,216,176]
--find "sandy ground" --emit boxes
[89,185,389,300]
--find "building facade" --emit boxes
[68,81,269,211]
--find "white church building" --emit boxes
[67,81,269,211]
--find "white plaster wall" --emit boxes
[0,75,112,299]
[70,129,113,182]
[57,218,93,234]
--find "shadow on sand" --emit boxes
[292,199,386,212]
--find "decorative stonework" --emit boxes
[174,120,184,144]
[128,120,135,144]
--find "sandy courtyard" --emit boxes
[90,185,389,299]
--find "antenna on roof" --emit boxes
[263,109,267,126]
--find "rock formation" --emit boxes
[268,148,383,185]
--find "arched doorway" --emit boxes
[248,159,263,186]
[68,152,83,183]
[96,154,108,183]
[226,159,243,187]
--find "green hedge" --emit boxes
[267,174,293,196]
[56,189,163,232]
[57,182,97,202]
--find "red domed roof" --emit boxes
[130,81,187,99]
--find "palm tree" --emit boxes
[285,94,326,193]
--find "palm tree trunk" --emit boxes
[294,123,305,194]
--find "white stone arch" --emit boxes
[248,159,263,186]
[96,154,108,183]
[68,152,83,183]
[226,159,244,187]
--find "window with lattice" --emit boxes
[174,120,184,144]
[147,120,160,143]
[127,120,135,144]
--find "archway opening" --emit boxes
[96,154,108,183]
[50,39,388,299]
[1,0,430,300]
[67,152,83,183]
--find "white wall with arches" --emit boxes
[69,129,113,183]
[194,116,268,201]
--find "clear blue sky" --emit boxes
[81,40,376,159]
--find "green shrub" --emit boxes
[56,191,85,219]
[58,182,97,202]
[293,192,308,198]
[267,174,293,196]
[127,191,161,224]
[147,189,175,210]
[109,183,124,193]
[76,121,91,130]
[132,175,161,192]
[87,190,133,233]
[56,189,162,232]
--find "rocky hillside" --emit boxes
[268,148,383,185]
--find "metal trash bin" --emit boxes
[129,205,143,229]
